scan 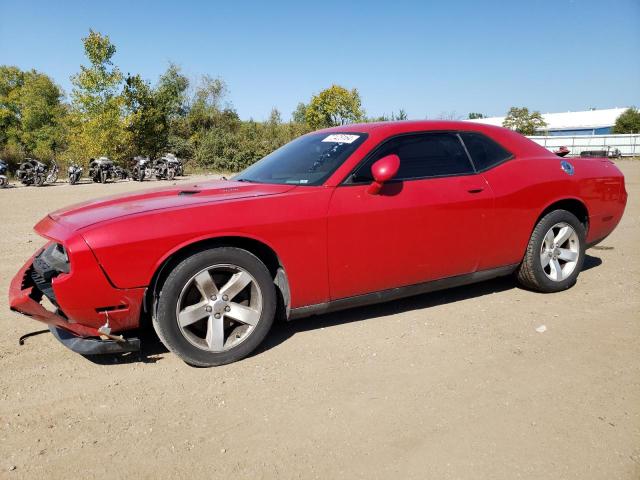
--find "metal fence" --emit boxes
[527,134,640,157]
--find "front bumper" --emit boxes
[9,224,146,340]
[49,325,140,355]
[9,256,100,337]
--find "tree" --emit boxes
[305,85,363,129]
[502,107,547,135]
[122,65,191,158]
[612,107,640,134]
[67,30,129,162]
[123,73,165,157]
[468,112,485,119]
[0,66,66,163]
[291,102,307,124]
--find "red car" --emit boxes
[9,121,627,366]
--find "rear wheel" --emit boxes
[153,247,276,366]
[517,209,585,292]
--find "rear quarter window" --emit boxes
[460,132,512,171]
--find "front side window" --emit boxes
[351,132,474,182]
[234,132,367,186]
[459,132,512,171]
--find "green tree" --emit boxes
[123,73,166,157]
[0,66,23,148]
[502,107,547,135]
[468,112,485,119]
[0,66,66,164]
[305,85,363,129]
[67,30,129,162]
[291,102,307,124]
[612,107,640,133]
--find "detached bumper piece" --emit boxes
[49,325,140,355]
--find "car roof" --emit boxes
[318,120,553,158]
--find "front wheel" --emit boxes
[153,247,276,366]
[517,209,586,292]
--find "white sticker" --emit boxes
[322,134,360,144]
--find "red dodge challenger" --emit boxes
[9,121,627,366]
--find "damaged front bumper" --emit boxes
[49,325,140,355]
[8,218,146,354]
[9,256,142,354]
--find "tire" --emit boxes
[69,175,77,185]
[34,175,45,187]
[517,209,586,292]
[153,247,277,367]
[100,170,108,184]
[167,169,175,181]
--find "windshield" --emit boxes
[233,132,368,186]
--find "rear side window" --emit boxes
[352,132,474,182]
[459,132,512,171]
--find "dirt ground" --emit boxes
[0,164,638,480]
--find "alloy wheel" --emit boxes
[540,222,580,281]
[176,264,263,352]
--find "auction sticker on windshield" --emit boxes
[322,134,360,144]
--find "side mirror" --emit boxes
[367,154,400,194]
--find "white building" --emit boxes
[469,108,628,136]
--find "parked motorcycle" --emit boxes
[88,157,115,183]
[17,159,48,186]
[113,165,129,181]
[46,160,59,184]
[68,163,83,185]
[0,159,8,188]
[154,156,177,180]
[132,156,153,182]
[165,153,183,176]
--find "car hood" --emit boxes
[48,180,296,231]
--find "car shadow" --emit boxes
[254,253,603,357]
[77,253,603,366]
[81,326,169,365]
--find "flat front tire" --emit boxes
[153,247,276,366]
[517,209,586,292]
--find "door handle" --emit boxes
[467,187,484,194]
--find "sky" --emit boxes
[0,0,638,121]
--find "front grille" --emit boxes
[28,243,70,306]
[30,267,56,305]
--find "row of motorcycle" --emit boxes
[0,154,184,188]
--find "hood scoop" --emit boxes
[178,190,201,196]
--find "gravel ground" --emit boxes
[0,164,638,479]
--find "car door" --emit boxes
[326,131,494,301]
